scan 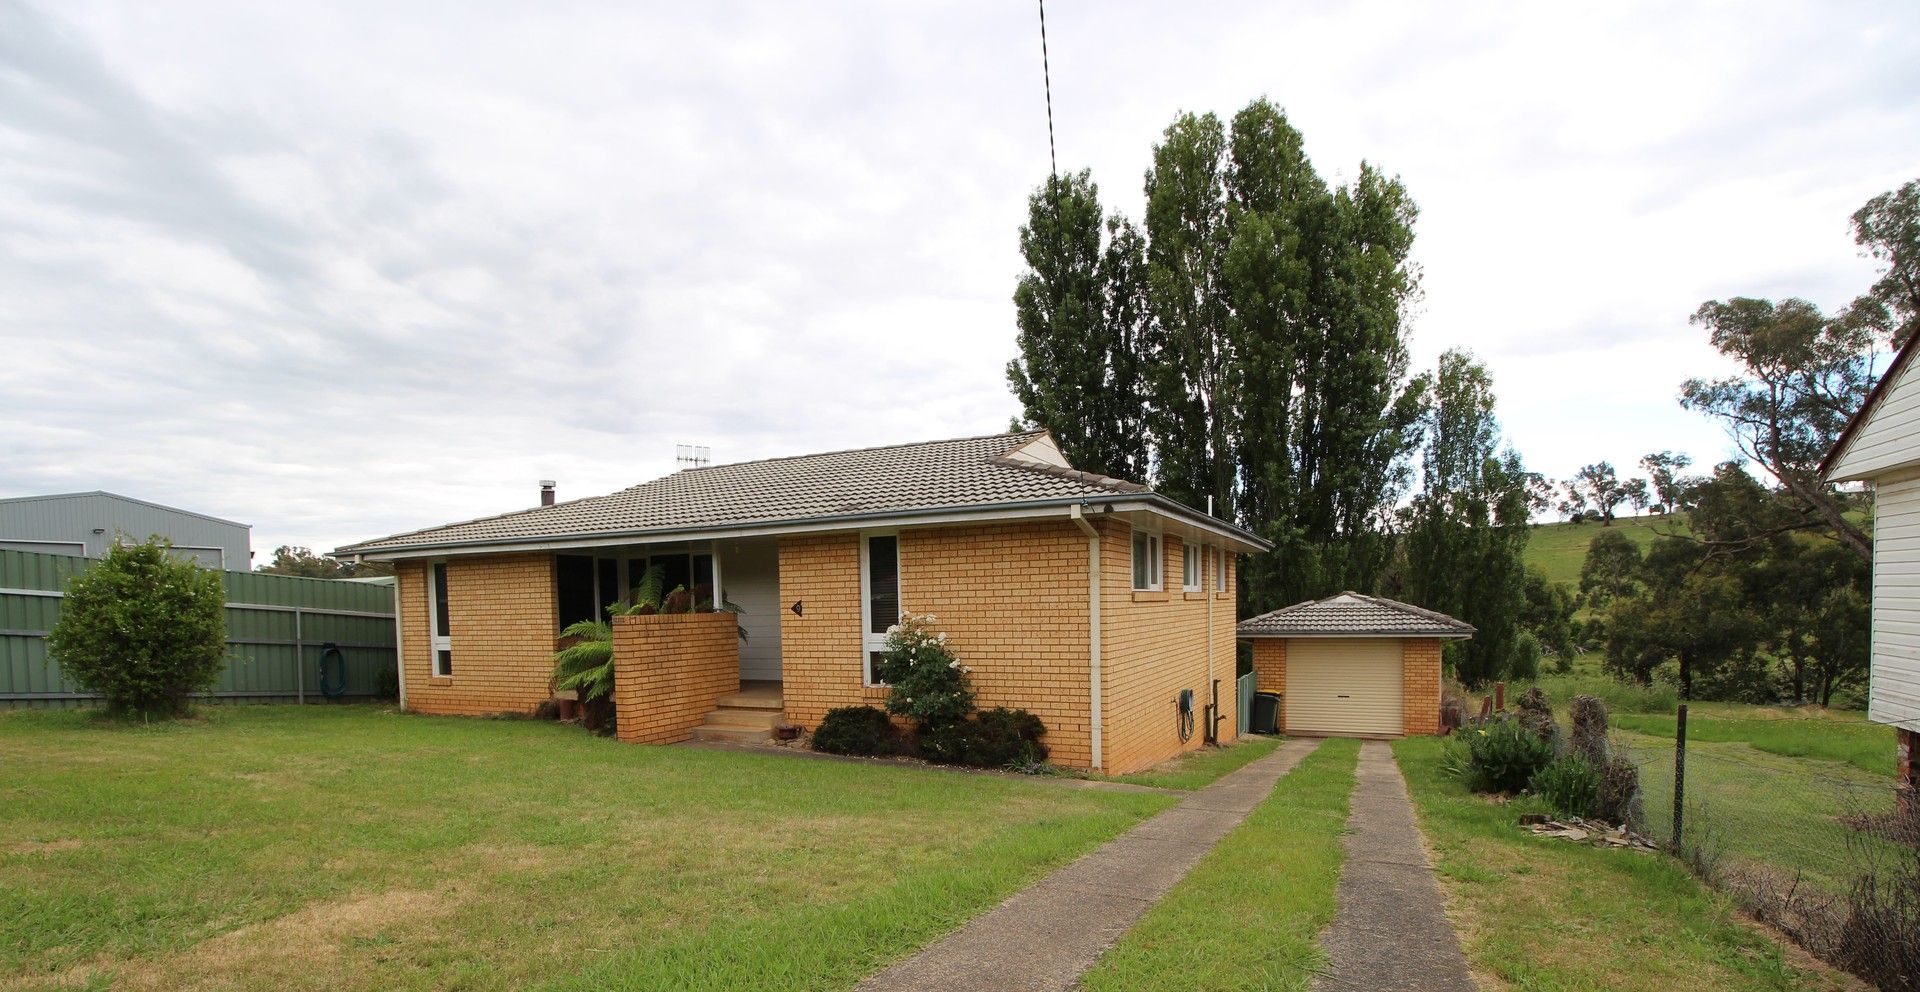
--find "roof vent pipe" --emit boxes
[539,480,556,507]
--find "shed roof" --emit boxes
[337,430,1270,557]
[1236,592,1474,639]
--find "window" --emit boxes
[429,562,452,676]
[1182,542,1202,591]
[1131,528,1162,591]
[861,534,899,684]
[1214,546,1229,591]
[556,555,597,626]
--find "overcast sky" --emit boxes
[3,0,1917,560]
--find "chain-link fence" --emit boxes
[1622,708,1918,991]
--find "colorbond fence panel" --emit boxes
[0,548,397,707]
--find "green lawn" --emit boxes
[1525,513,1688,587]
[1394,736,1857,992]
[0,705,1171,991]
[1081,739,1359,992]
[1620,731,1899,901]
[1613,709,1893,777]
[1104,735,1284,790]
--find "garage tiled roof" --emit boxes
[337,431,1177,555]
[1237,592,1474,638]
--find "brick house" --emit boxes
[335,431,1269,775]
[1238,592,1473,738]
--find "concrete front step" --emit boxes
[691,723,774,744]
[716,690,784,710]
[703,707,784,730]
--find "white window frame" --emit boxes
[859,530,901,686]
[427,561,453,677]
[1181,541,1202,592]
[1214,546,1228,592]
[1131,526,1163,592]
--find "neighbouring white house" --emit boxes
[1822,333,1920,806]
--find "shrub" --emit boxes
[46,538,227,718]
[918,707,1049,768]
[1529,754,1602,819]
[1514,685,1558,744]
[1445,717,1555,794]
[811,706,900,756]
[875,613,974,727]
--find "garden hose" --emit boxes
[318,643,348,699]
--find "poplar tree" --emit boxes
[1006,171,1150,479]
[1401,350,1533,686]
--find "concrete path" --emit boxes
[857,738,1323,992]
[1312,741,1476,992]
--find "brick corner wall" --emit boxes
[611,611,741,745]
[1250,638,1286,732]
[397,553,557,717]
[1401,637,1444,736]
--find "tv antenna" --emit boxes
[675,444,712,468]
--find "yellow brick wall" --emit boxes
[777,521,1096,768]
[1098,520,1239,776]
[1250,638,1286,732]
[1402,637,1444,736]
[612,612,740,745]
[396,554,558,717]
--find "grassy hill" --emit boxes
[1523,512,1691,587]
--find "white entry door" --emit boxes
[1284,638,1404,737]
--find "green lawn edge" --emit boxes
[1102,735,1286,791]
[1393,735,1851,992]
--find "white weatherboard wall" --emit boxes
[1872,476,1920,731]
[1830,352,1920,481]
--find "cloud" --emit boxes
[1,0,1917,557]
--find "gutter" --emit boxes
[1069,503,1103,771]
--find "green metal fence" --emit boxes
[1,548,396,708]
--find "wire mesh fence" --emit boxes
[1622,708,1919,990]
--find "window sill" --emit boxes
[1214,592,1233,601]
[1131,590,1170,603]
[1183,590,1207,600]
[429,677,454,685]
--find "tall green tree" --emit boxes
[1638,450,1694,512]
[1141,113,1235,513]
[1006,171,1151,479]
[1680,297,1875,559]
[1844,178,1920,347]
[1401,349,1532,686]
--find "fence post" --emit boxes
[294,607,305,706]
[1671,703,1688,854]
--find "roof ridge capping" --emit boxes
[986,453,1151,494]
[677,428,1049,474]
[1236,590,1474,638]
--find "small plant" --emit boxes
[810,706,901,756]
[551,619,617,702]
[875,613,974,727]
[46,537,227,719]
[918,707,1049,768]
[1529,754,1602,819]
[1445,716,1555,794]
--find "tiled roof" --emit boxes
[1236,592,1474,638]
[337,431,1190,555]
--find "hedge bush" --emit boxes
[1530,754,1602,818]
[46,538,227,719]
[810,706,900,756]
[918,707,1048,768]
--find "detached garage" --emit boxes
[1238,592,1473,738]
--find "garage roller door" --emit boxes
[1285,638,1403,736]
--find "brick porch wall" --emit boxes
[611,612,740,745]
[396,554,557,716]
